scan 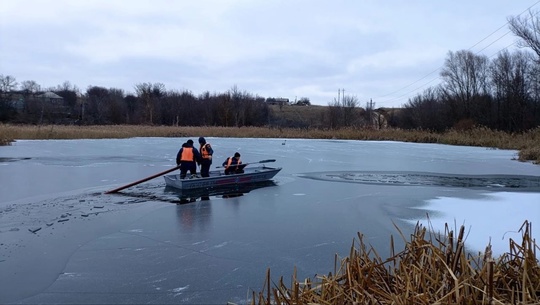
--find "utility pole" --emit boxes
[337,88,345,104]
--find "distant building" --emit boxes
[371,111,388,129]
[0,92,25,110]
[37,92,64,104]
[266,97,289,105]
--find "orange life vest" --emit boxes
[200,143,212,160]
[226,157,241,169]
[180,147,194,162]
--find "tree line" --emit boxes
[1,11,539,133]
[0,81,275,127]
[397,48,540,132]
[395,11,540,132]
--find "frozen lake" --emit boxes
[1,137,539,304]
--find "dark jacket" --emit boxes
[222,156,241,168]
[176,143,201,165]
[199,143,213,162]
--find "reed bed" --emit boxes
[1,124,539,163]
[251,221,539,305]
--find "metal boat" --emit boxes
[163,165,282,190]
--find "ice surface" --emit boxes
[1,138,538,304]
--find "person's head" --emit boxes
[234,152,241,159]
[186,139,194,147]
[198,137,206,144]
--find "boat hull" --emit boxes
[163,166,281,190]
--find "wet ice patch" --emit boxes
[171,285,190,297]
[299,171,540,190]
[171,285,189,293]
[213,242,228,248]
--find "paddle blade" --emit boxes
[258,159,276,163]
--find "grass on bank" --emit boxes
[0,124,539,163]
[250,221,539,305]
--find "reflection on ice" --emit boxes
[165,180,278,204]
[299,171,540,189]
[106,180,278,205]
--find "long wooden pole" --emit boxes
[105,165,180,194]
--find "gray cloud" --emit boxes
[0,0,533,107]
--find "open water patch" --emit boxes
[298,171,540,190]
[0,157,31,163]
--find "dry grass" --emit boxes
[251,221,540,305]
[1,124,539,163]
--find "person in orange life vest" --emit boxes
[222,152,243,175]
[198,137,213,177]
[176,139,201,179]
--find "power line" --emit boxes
[376,0,540,106]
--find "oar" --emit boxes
[105,165,180,194]
[215,159,276,168]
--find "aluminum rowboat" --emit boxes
[163,165,281,190]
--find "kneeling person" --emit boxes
[223,152,243,175]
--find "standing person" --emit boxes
[222,152,243,175]
[198,137,213,177]
[176,139,201,179]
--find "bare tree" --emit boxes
[440,50,490,118]
[403,87,448,131]
[228,85,245,127]
[20,80,41,94]
[17,80,42,118]
[107,88,127,124]
[86,86,109,124]
[134,82,165,124]
[341,95,359,127]
[0,74,18,92]
[326,90,359,129]
[508,10,540,59]
[490,50,533,131]
[54,81,79,108]
[0,75,18,121]
[528,57,540,125]
[326,100,342,129]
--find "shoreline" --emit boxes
[1,124,539,163]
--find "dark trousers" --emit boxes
[180,161,197,179]
[200,159,212,177]
[225,167,244,175]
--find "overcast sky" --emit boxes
[1,1,539,107]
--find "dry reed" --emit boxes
[0,124,539,163]
[251,221,539,305]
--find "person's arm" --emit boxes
[176,148,183,165]
[194,148,202,164]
